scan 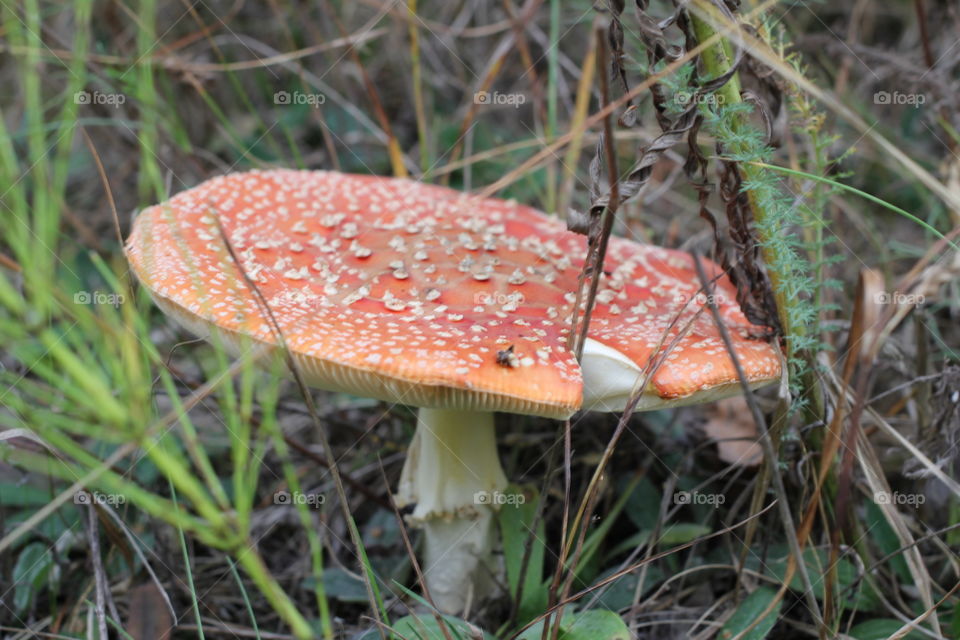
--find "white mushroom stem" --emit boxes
[396,408,508,613]
[392,340,768,613]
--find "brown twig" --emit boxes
[213,215,387,639]
[85,501,111,640]
[568,18,621,361]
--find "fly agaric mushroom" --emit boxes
[125,169,781,613]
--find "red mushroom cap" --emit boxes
[586,238,782,399]
[126,170,781,418]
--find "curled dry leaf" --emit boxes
[126,582,174,640]
[944,156,960,225]
[702,396,763,466]
[913,247,960,302]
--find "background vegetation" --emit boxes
[1,1,958,638]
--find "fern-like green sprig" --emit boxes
[656,59,831,404]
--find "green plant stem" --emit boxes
[688,2,824,418]
[229,559,262,640]
[749,161,960,251]
[234,542,315,640]
[136,0,164,200]
[545,0,560,213]
[407,0,430,175]
[689,3,790,340]
[264,413,333,639]
[171,483,206,640]
[690,5,832,636]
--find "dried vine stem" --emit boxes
[567,20,621,361]
[565,0,734,356]
[549,17,622,640]
[687,0,799,347]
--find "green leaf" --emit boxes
[589,566,664,611]
[4,505,80,542]
[363,508,403,548]
[658,523,712,546]
[499,485,548,624]
[848,619,925,640]
[0,482,56,507]
[390,614,495,640]
[14,542,54,613]
[517,610,630,640]
[718,587,781,639]
[864,501,911,584]
[623,475,660,530]
[558,610,630,640]
[745,546,880,612]
[302,568,368,604]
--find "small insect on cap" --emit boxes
[126,170,781,417]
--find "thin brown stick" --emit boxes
[548,290,716,639]
[568,18,620,361]
[86,502,110,640]
[914,0,934,69]
[282,435,393,510]
[542,416,572,640]
[508,426,560,627]
[213,215,387,639]
[81,129,122,248]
